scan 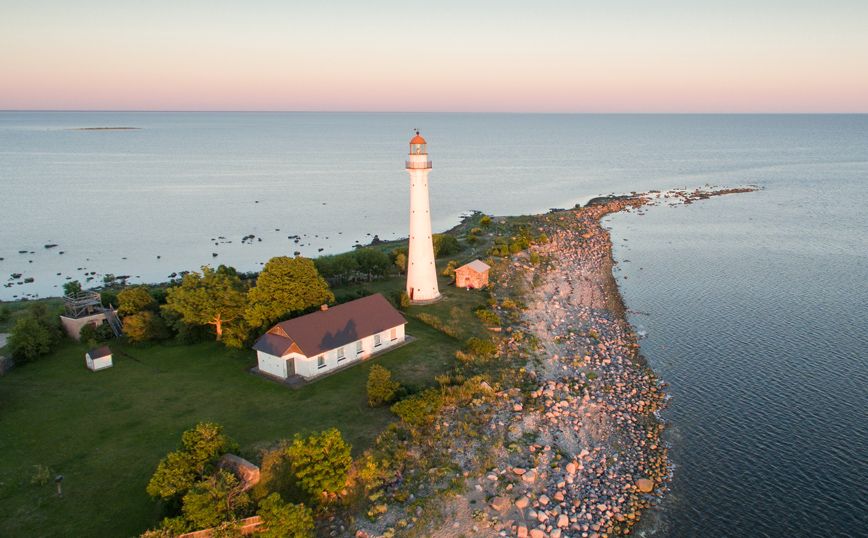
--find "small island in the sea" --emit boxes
[66,127,140,130]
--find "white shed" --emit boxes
[86,346,113,371]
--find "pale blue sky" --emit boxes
[2,0,866,111]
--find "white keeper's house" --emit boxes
[252,293,408,381]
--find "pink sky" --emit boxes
[2,0,866,112]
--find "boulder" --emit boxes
[636,478,654,493]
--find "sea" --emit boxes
[2,112,867,537]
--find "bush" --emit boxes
[465,337,498,357]
[466,234,478,245]
[8,316,55,363]
[0,305,11,323]
[480,216,492,227]
[30,465,51,486]
[432,234,460,257]
[389,289,410,309]
[475,310,500,325]
[367,365,399,407]
[391,388,444,427]
[286,429,353,501]
[62,280,82,296]
[471,227,483,235]
[440,260,458,279]
[257,493,314,538]
[124,311,170,344]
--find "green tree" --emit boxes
[147,422,239,501]
[286,429,352,501]
[162,266,247,341]
[7,315,55,363]
[62,280,82,296]
[367,364,399,407]
[432,234,460,257]
[181,470,251,531]
[257,493,314,538]
[124,311,169,344]
[353,248,391,276]
[245,256,333,328]
[393,252,407,274]
[118,286,157,317]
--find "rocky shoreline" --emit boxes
[500,196,669,538]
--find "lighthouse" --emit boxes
[405,132,441,304]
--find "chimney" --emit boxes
[321,304,328,311]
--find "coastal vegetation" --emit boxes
[0,191,754,538]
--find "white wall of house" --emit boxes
[86,355,112,371]
[257,351,289,379]
[294,325,406,380]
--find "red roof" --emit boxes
[410,134,426,145]
[252,293,407,358]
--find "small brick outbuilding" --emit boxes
[455,260,490,289]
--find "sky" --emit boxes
[1,0,866,112]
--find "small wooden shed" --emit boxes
[86,346,113,371]
[455,260,490,289]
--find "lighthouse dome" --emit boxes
[410,134,426,144]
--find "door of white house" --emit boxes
[287,357,295,377]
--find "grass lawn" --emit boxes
[0,313,459,538]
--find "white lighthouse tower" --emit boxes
[405,131,441,304]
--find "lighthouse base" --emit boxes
[409,293,442,306]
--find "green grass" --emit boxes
[0,315,459,538]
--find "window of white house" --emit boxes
[317,355,325,368]
[374,334,381,347]
[356,341,363,354]
[390,328,398,341]
[337,347,345,361]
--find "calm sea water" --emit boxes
[2,113,867,536]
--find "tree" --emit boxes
[124,311,169,344]
[181,470,251,531]
[367,365,399,407]
[245,256,334,328]
[147,422,239,501]
[62,280,82,296]
[394,253,407,274]
[432,234,460,257]
[8,314,56,363]
[286,429,352,501]
[162,266,247,341]
[257,493,314,538]
[118,286,157,317]
[353,248,391,276]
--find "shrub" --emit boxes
[391,389,444,427]
[257,493,314,538]
[181,470,251,531]
[0,305,11,323]
[466,234,478,245]
[475,310,500,325]
[124,311,170,344]
[432,234,460,257]
[471,227,483,235]
[529,252,540,264]
[538,232,549,244]
[480,216,492,227]
[8,315,55,363]
[286,429,353,501]
[30,465,51,486]
[465,337,498,357]
[441,260,458,279]
[502,299,516,310]
[389,289,410,309]
[367,365,399,407]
